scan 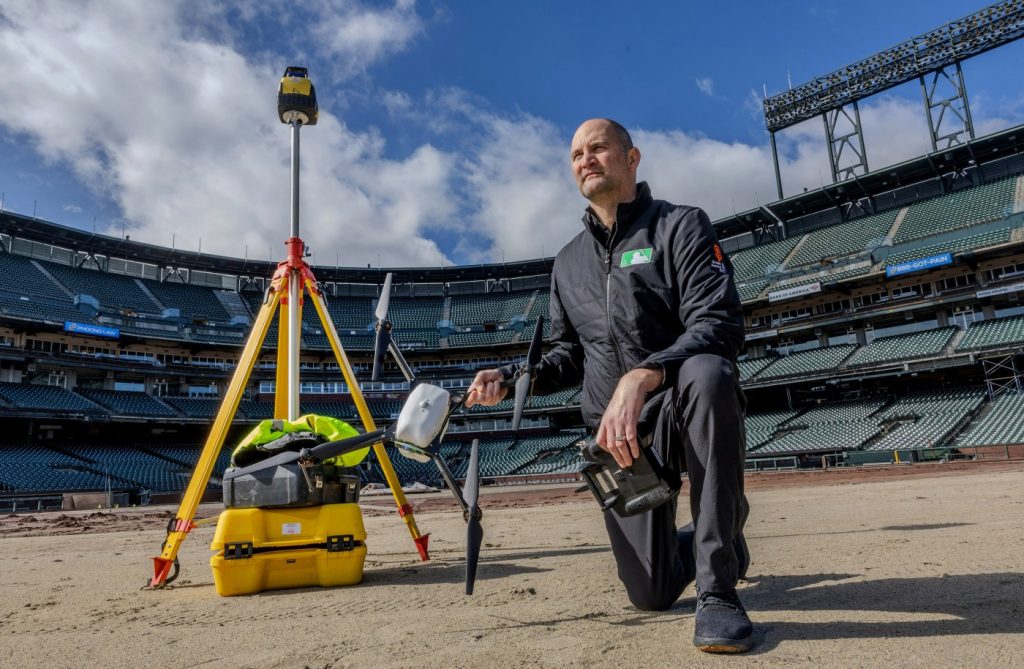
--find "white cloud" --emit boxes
[695,77,715,97]
[0,0,453,267]
[311,0,424,79]
[454,96,937,259]
[63,204,82,213]
[458,112,584,263]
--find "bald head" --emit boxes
[569,119,641,220]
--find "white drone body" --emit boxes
[393,383,451,462]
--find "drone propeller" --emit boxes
[372,273,393,381]
[464,438,483,595]
[510,316,545,434]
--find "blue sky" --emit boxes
[2,1,1022,267]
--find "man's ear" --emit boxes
[628,147,641,171]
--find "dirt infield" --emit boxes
[1,461,1023,667]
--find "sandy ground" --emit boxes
[1,461,1023,668]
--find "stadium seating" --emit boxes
[451,291,531,325]
[161,397,225,419]
[146,443,233,480]
[736,280,768,303]
[756,344,857,380]
[383,296,444,329]
[770,263,873,291]
[528,386,582,408]
[865,389,985,452]
[744,410,799,451]
[845,327,956,367]
[142,278,231,321]
[753,421,881,455]
[956,390,1024,447]
[737,357,775,382]
[0,293,88,324]
[0,252,70,300]
[0,383,101,413]
[69,445,194,492]
[788,209,897,268]
[394,328,441,349]
[0,444,108,492]
[893,175,1017,244]
[325,296,374,329]
[448,329,517,347]
[40,259,161,314]
[954,314,1024,352]
[784,398,888,425]
[530,291,550,320]
[730,237,800,281]
[884,227,1012,266]
[76,389,177,417]
[751,398,887,455]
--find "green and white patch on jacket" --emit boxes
[620,247,653,267]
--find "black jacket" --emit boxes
[503,182,745,429]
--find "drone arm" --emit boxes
[427,450,469,515]
[306,429,389,463]
[387,338,416,383]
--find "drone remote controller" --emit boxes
[578,435,679,517]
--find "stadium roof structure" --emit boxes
[762,0,1024,133]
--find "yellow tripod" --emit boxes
[149,106,428,587]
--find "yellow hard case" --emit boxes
[210,503,367,596]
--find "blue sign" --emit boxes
[64,321,120,339]
[885,252,953,278]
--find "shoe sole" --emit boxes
[694,635,753,654]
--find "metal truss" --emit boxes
[763,0,1024,132]
[921,63,976,151]
[981,354,1023,399]
[824,102,869,181]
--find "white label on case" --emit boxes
[282,522,301,536]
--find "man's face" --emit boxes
[569,120,638,202]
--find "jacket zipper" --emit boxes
[605,242,626,376]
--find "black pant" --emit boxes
[602,354,749,611]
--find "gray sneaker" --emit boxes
[693,589,754,653]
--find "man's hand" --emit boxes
[596,368,664,468]
[464,368,509,408]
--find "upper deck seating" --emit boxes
[40,260,160,314]
[893,175,1017,244]
[730,237,801,282]
[884,227,1012,266]
[0,383,101,413]
[451,291,531,325]
[788,209,898,268]
[0,253,69,300]
[76,389,177,417]
[143,278,231,321]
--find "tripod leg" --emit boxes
[307,282,430,560]
[274,279,291,420]
[150,290,281,586]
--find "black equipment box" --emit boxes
[222,463,361,509]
